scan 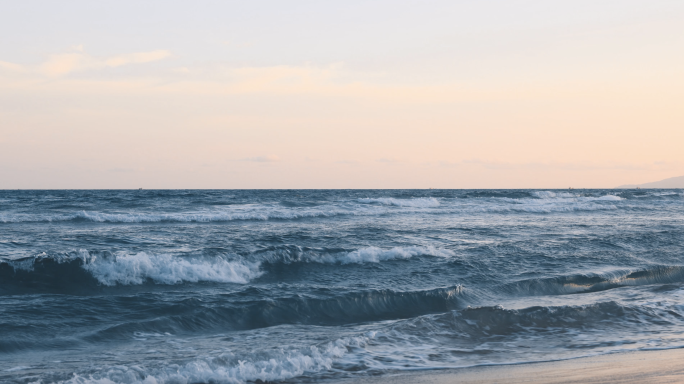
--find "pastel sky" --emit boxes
[1,0,683,188]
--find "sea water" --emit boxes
[0,189,683,383]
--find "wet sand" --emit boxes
[335,349,684,384]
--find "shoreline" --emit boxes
[332,348,684,383]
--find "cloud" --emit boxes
[241,155,280,162]
[40,53,89,76]
[1,50,680,109]
[30,48,172,76]
[172,67,191,74]
[104,50,171,67]
[0,61,25,72]
[376,158,402,163]
[444,159,682,171]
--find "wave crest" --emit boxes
[61,333,376,384]
[358,197,440,207]
[502,266,684,296]
[0,245,454,292]
[531,191,622,201]
[257,245,454,265]
[0,251,262,291]
[83,252,262,286]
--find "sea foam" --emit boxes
[358,197,440,207]
[60,333,376,384]
[531,191,622,201]
[70,208,350,223]
[332,246,453,264]
[83,252,262,286]
[258,245,455,265]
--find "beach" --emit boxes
[337,349,684,384]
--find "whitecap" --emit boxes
[59,333,376,384]
[531,191,576,199]
[331,245,454,264]
[61,204,382,223]
[358,197,440,208]
[259,245,455,265]
[4,366,30,372]
[83,252,262,286]
[531,191,622,201]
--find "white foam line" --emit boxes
[358,197,440,208]
[83,252,262,286]
[59,333,376,384]
[330,246,454,264]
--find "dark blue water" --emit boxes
[1,189,683,383]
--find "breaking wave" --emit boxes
[0,205,377,224]
[83,253,262,286]
[60,333,376,384]
[474,201,619,213]
[257,245,455,265]
[83,286,467,340]
[55,298,684,384]
[0,245,454,292]
[0,193,631,224]
[69,208,356,223]
[0,252,262,291]
[531,191,623,201]
[358,197,440,207]
[501,266,684,296]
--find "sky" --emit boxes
[1,0,683,189]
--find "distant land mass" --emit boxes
[616,175,684,189]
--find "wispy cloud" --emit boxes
[376,158,402,163]
[336,160,359,165]
[439,159,682,171]
[241,155,280,163]
[40,48,171,76]
[0,46,172,77]
[0,61,25,72]
[2,52,671,107]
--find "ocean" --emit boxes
[1,189,683,383]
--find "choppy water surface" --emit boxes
[1,189,683,383]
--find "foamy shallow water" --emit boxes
[0,189,683,383]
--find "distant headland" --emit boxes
[616,175,684,189]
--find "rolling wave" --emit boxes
[83,252,262,286]
[0,193,629,224]
[415,301,646,338]
[85,286,467,340]
[501,266,684,296]
[60,333,376,384]
[52,299,684,384]
[358,197,440,207]
[0,197,442,224]
[0,252,262,291]
[256,245,455,264]
[0,285,468,354]
[69,208,357,223]
[0,246,454,291]
[5,251,679,297]
[0,207,368,223]
[531,191,622,201]
[476,201,619,213]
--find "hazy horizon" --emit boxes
[2,1,683,189]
